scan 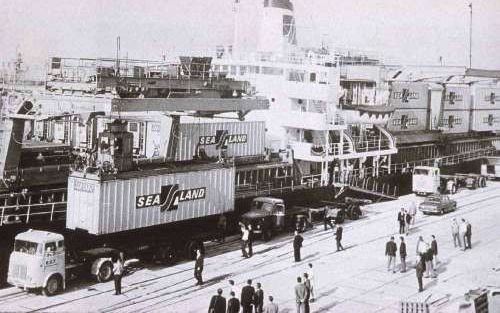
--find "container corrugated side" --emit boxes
[175,121,265,161]
[67,166,235,235]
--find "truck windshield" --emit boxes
[414,169,429,175]
[253,201,274,212]
[14,240,40,255]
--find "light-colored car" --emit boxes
[419,194,457,215]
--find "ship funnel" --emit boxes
[257,0,297,53]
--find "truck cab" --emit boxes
[241,197,311,241]
[8,230,65,296]
[412,166,441,194]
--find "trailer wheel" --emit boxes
[43,275,61,296]
[157,246,176,265]
[184,240,201,260]
[96,261,113,283]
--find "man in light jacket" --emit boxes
[263,296,279,313]
[451,218,461,248]
[295,277,307,313]
[459,219,468,251]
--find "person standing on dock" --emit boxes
[254,282,264,313]
[430,235,439,266]
[416,258,425,292]
[385,236,397,273]
[248,224,254,257]
[194,249,204,286]
[227,291,241,313]
[240,279,255,313]
[459,219,468,251]
[217,214,227,243]
[335,223,344,251]
[399,236,407,273]
[208,288,227,313]
[307,263,316,302]
[405,210,412,235]
[303,273,312,313]
[451,218,462,248]
[465,220,472,250]
[113,254,124,295]
[240,223,250,258]
[294,277,307,313]
[397,208,406,234]
[293,231,304,262]
[263,296,279,313]
[408,199,417,225]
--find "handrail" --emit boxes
[0,201,67,227]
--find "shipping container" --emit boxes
[66,164,235,235]
[440,110,470,134]
[175,121,266,161]
[387,109,428,132]
[389,82,429,109]
[470,109,500,132]
[472,87,500,110]
[442,85,470,110]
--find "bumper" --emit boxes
[420,208,440,215]
[7,278,41,289]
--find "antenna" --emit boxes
[116,36,121,77]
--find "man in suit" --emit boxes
[263,296,278,313]
[303,273,312,313]
[240,279,255,313]
[227,291,240,313]
[248,224,254,257]
[385,236,397,273]
[399,236,407,273]
[335,224,344,251]
[430,235,439,266]
[208,288,226,313]
[295,277,307,313]
[465,220,472,249]
[405,210,412,235]
[416,258,426,292]
[194,249,204,286]
[293,231,304,262]
[254,282,264,313]
[397,208,406,234]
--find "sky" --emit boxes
[1,0,500,76]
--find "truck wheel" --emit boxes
[351,212,359,220]
[43,275,61,296]
[263,229,273,241]
[96,261,113,283]
[158,246,176,265]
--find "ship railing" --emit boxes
[0,201,67,227]
[328,142,353,156]
[390,147,496,173]
[352,137,392,152]
[340,170,399,198]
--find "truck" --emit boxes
[412,166,487,195]
[6,121,238,296]
[481,156,500,180]
[240,197,313,241]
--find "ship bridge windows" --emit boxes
[262,67,284,76]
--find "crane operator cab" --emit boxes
[97,120,134,173]
[8,230,65,296]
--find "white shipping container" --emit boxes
[472,87,500,110]
[67,165,235,235]
[470,109,500,132]
[176,121,266,161]
[389,82,429,109]
[443,85,470,110]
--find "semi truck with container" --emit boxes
[412,165,487,195]
[7,120,238,295]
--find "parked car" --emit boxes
[419,194,457,215]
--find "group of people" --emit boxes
[450,218,472,250]
[208,263,317,313]
[397,206,416,235]
[208,279,278,313]
[294,265,316,313]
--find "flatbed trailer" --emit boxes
[413,166,487,194]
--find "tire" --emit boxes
[96,261,113,283]
[263,229,273,241]
[42,275,61,297]
[351,212,359,220]
[184,240,202,260]
[157,245,176,265]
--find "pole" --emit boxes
[469,3,472,69]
